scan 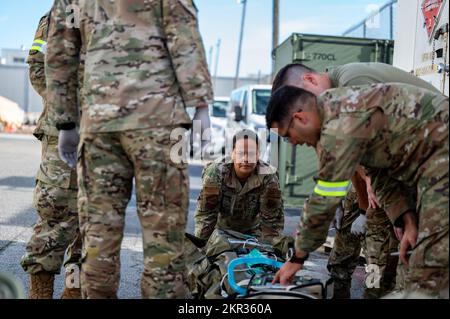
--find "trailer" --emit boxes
[272,33,394,208]
[393,0,449,96]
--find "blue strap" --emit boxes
[227,257,284,295]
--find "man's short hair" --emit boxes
[266,85,315,129]
[232,129,260,150]
[272,63,317,93]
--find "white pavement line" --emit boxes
[121,235,143,253]
[188,159,206,166]
[189,176,202,189]
[0,133,35,141]
[0,225,143,253]
[0,225,33,250]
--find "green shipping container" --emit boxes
[272,33,394,208]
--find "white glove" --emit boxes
[191,106,211,149]
[58,128,79,169]
[332,202,344,231]
[351,214,367,235]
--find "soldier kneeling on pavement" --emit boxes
[194,129,285,244]
[186,130,288,298]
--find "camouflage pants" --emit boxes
[327,190,365,299]
[364,207,399,299]
[77,127,189,299]
[394,247,407,292]
[21,135,81,276]
[406,149,449,298]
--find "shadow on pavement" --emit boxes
[0,176,36,189]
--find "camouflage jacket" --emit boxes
[27,12,59,139]
[194,158,285,243]
[29,7,86,138]
[46,0,213,133]
[327,62,442,218]
[297,83,448,253]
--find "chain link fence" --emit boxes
[343,0,398,39]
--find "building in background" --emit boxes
[0,46,269,124]
[0,48,47,124]
[0,48,28,65]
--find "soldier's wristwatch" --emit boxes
[286,248,309,265]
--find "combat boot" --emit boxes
[60,287,82,299]
[29,271,55,299]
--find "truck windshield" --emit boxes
[252,89,271,115]
[211,101,228,118]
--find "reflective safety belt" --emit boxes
[31,39,47,53]
[314,180,350,197]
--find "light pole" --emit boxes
[208,45,214,72]
[213,39,221,89]
[272,0,280,81]
[234,0,247,89]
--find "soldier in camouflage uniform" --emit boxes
[20,11,82,299]
[364,201,401,298]
[195,130,284,243]
[271,62,440,298]
[46,0,213,298]
[326,187,366,298]
[267,83,448,298]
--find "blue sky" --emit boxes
[0,0,389,76]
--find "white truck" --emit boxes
[225,84,272,158]
[394,0,449,96]
[187,97,230,160]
